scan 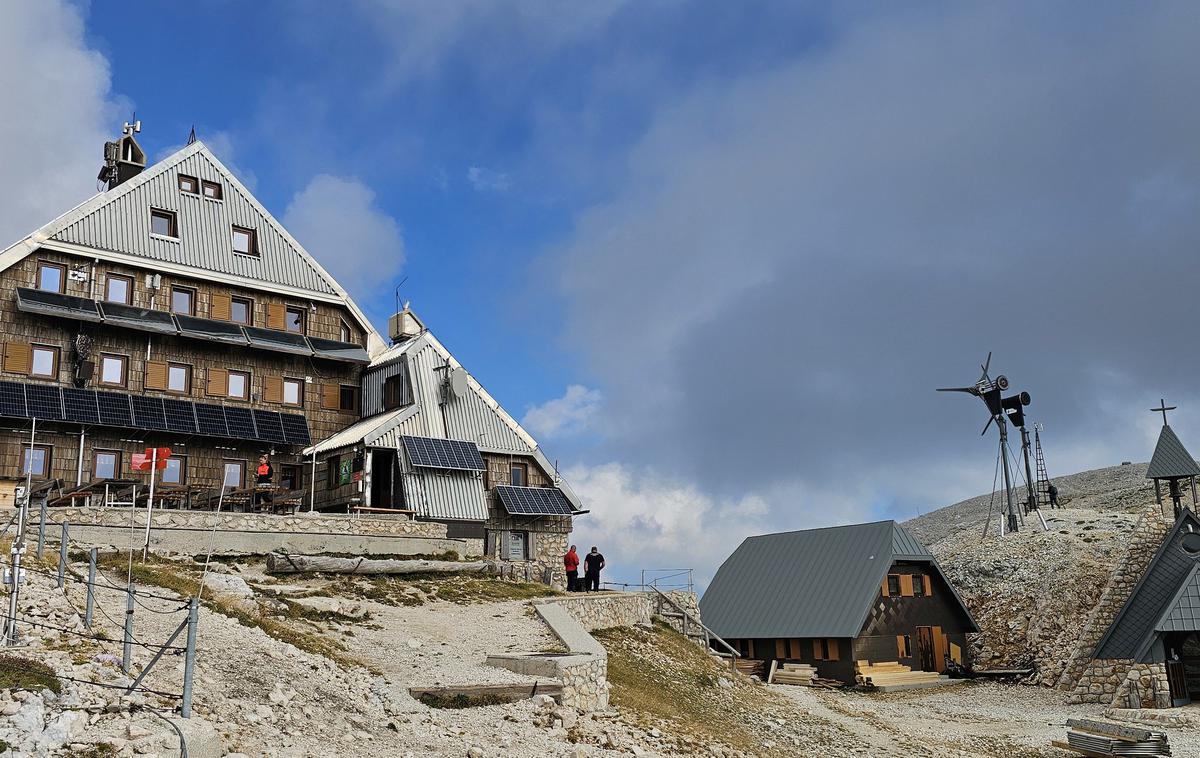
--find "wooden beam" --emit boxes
[266,553,494,575]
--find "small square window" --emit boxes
[93,450,120,480]
[162,456,186,485]
[105,274,133,305]
[230,297,252,325]
[202,181,223,200]
[228,370,249,400]
[283,378,302,406]
[170,286,195,315]
[339,385,359,413]
[912,573,926,597]
[151,209,178,238]
[99,354,127,387]
[36,262,66,294]
[20,445,52,479]
[167,363,191,393]
[223,460,245,489]
[280,465,300,490]
[887,574,901,596]
[285,306,306,334]
[339,320,352,343]
[178,175,199,194]
[232,226,257,256]
[31,346,58,379]
[510,462,528,487]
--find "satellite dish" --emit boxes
[1182,531,1200,556]
[449,368,468,398]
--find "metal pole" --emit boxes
[142,447,158,561]
[75,427,85,487]
[85,549,96,630]
[182,597,198,718]
[998,416,1017,533]
[1020,427,1037,514]
[57,522,68,589]
[36,499,46,559]
[310,450,317,512]
[7,418,36,646]
[122,586,134,673]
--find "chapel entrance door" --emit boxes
[916,627,935,672]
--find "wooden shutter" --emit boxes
[827,639,840,662]
[923,575,933,596]
[263,376,283,404]
[899,574,914,597]
[789,639,800,659]
[775,639,786,659]
[881,578,890,597]
[206,368,228,397]
[812,639,823,660]
[932,628,946,672]
[144,360,168,390]
[321,383,340,410]
[210,293,232,321]
[3,343,31,375]
[266,303,287,330]
[897,635,907,658]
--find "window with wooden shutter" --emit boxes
[321,383,340,410]
[3,343,31,375]
[923,575,933,597]
[266,303,287,331]
[812,639,823,660]
[899,574,914,597]
[144,360,168,390]
[207,368,228,397]
[211,293,232,321]
[263,376,283,404]
[775,639,786,659]
[827,639,839,661]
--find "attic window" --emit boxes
[150,209,178,239]
[232,226,258,257]
[178,175,199,194]
[202,181,223,200]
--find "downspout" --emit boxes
[75,427,86,486]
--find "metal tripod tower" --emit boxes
[1034,426,1053,508]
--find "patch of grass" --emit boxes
[68,744,118,758]
[338,574,559,606]
[0,654,62,694]
[418,692,508,709]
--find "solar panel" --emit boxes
[194,403,228,437]
[243,326,313,356]
[175,315,249,347]
[308,337,370,364]
[494,485,574,516]
[25,384,63,421]
[98,302,178,335]
[163,399,198,434]
[253,410,286,443]
[131,395,167,430]
[280,413,311,446]
[62,388,99,424]
[16,288,102,323]
[223,406,257,441]
[96,392,133,427]
[401,435,486,472]
[0,382,27,418]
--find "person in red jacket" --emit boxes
[563,545,580,592]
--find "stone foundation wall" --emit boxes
[559,657,609,712]
[1069,659,1135,704]
[551,593,654,632]
[1060,503,1172,694]
[1112,662,1171,709]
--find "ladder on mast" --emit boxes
[1034,426,1053,508]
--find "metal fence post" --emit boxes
[122,586,134,673]
[57,522,68,588]
[36,500,46,559]
[182,596,198,718]
[84,548,96,630]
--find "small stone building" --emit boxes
[700,521,978,683]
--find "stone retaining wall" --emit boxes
[1113,662,1171,709]
[550,591,700,632]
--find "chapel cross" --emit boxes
[1152,399,1177,426]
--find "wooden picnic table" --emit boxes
[48,479,140,508]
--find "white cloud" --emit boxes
[0,1,121,247]
[466,165,511,193]
[282,175,405,320]
[523,385,602,438]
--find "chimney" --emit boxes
[97,120,146,190]
[388,304,424,343]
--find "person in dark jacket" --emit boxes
[254,455,274,508]
[583,546,605,592]
[1048,483,1059,508]
[563,545,580,592]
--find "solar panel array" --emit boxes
[0,381,311,446]
[494,485,574,516]
[401,435,486,472]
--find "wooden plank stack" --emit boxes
[855,661,943,688]
[1052,719,1171,757]
[766,662,842,688]
[734,658,765,678]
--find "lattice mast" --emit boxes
[1034,425,1053,508]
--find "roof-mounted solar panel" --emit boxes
[243,327,313,357]
[15,288,102,323]
[308,337,370,364]
[99,302,179,335]
[280,413,311,446]
[175,315,250,347]
[494,485,575,516]
[131,395,168,430]
[401,435,486,472]
[253,410,287,443]
[194,403,229,437]
[0,382,27,418]
[223,406,257,441]
[25,384,63,421]
[163,398,198,434]
[62,388,100,424]
[95,391,133,427]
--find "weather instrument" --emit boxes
[938,353,1047,536]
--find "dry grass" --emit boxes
[337,574,559,607]
[0,653,62,694]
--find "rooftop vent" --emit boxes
[97,120,146,190]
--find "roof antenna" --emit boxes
[393,276,409,317]
[187,125,197,145]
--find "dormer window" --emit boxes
[150,208,178,239]
[178,175,199,194]
[232,226,258,257]
[202,181,223,200]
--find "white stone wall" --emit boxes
[1112,662,1171,709]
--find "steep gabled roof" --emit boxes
[1094,510,1200,660]
[700,520,976,640]
[1156,562,1200,633]
[0,141,384,354]
[1146,425,1200,480]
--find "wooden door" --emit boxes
[916,627,935,672]
[1167,660,1191,707]
[932,627,948,673]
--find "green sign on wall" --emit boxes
[338,458,353,486]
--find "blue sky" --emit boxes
[4,2,1200,587]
